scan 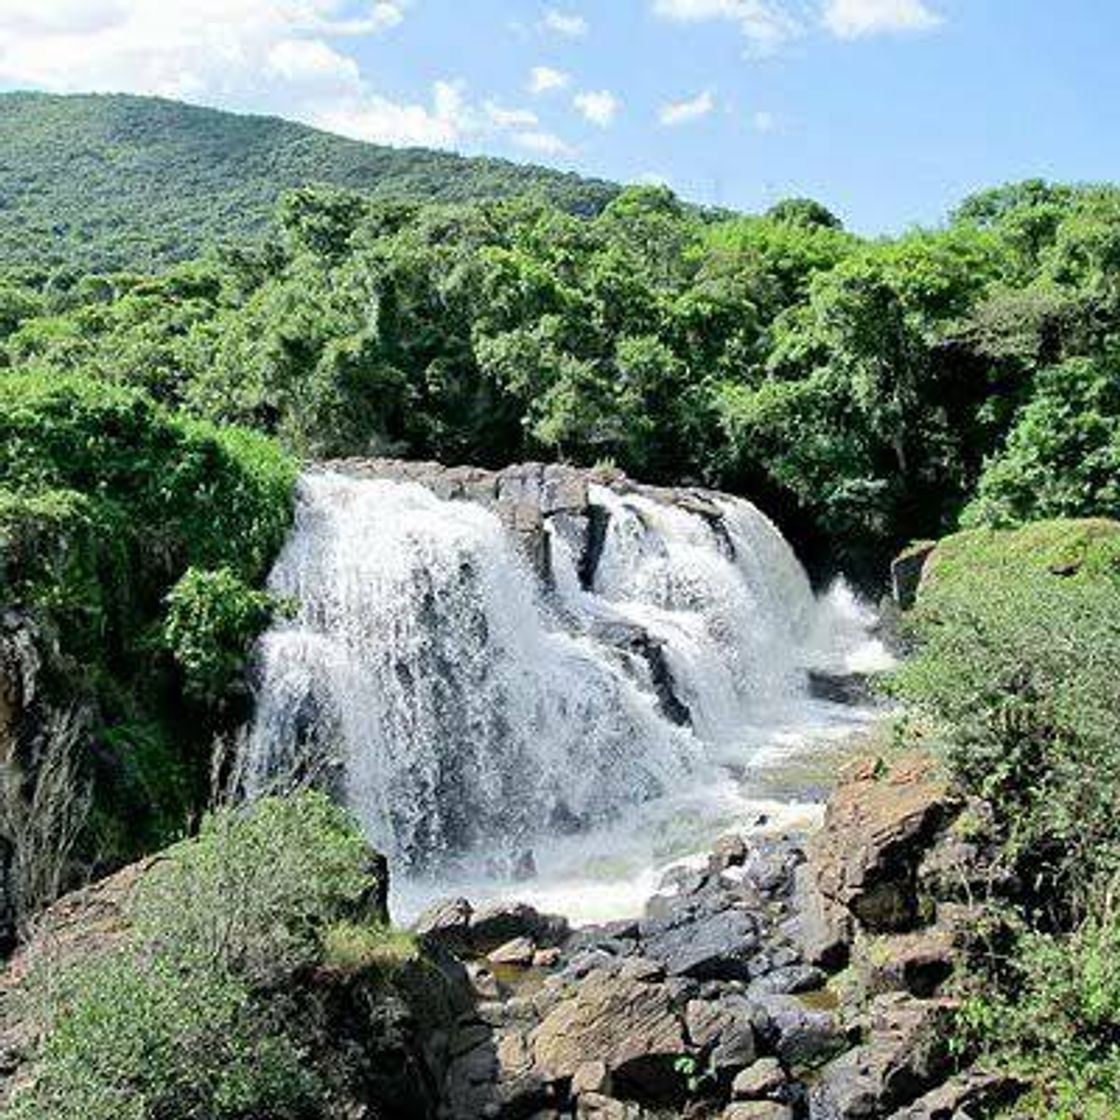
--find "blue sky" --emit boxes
[2,1,1119,231]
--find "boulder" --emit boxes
[576,1093,646,1119]
[808,994,956,1119]
[641,898,760,981]
[471,902,570,952]
[414,896,473,951]
[754,994,850,1071]
[732,1057,786,1101]
[723,1103,794,1120]
[887,1069,1027,1119]
[531,968,687,1104]
[809,755,959,934]
[854,928,956,999]
[790,863,853,971]
[489,936,537,967]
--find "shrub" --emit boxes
[893,519,1120,915]
[163,566,281,704]
[10,792,385,1119]
[131,792,381,982]
[9,954,316,1120]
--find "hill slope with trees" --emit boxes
[0,92,619,273]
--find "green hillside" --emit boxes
[0,91,619,273]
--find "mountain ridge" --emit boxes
[0,90,620,273]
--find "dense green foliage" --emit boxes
[5,174,1120,578]
[0,91,618,273]
[163,568,284,704]
[0,371,296,859]
[10,792,391,1120]
[894,520,1120,1113]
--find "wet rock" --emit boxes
[808,994,956,1119]
[732,1058,787,1101]
[471,902,570,951]
[807,671,874,707]
[489,936,537,967]
[641,899,760,981]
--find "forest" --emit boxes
[2,105,1120,1116]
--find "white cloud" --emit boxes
[485,101,540,129]
[513,130,574,156]
[542,9,588,36]
[822,0,940,38]
[651,0,801,54]
[0,1,528,152]
[573,89,618,127]
[315,80,473,148]
[652,0,942,49]
[528,65,571,94]
[752,109,775,132]
[659,90,715,126]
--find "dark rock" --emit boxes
[808,994,956,1119]
[471,902,570,951]
[891,544,935,609]
[642,903,761,981]
[754,994,850,1071]
[887,1069,1028,1119]
[808,670,874,707]
[748,964,827,998]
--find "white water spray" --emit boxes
[245,469,887,895]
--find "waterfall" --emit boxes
[245,468,882,876]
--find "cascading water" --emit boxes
[245,466,889,917]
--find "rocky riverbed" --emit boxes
[411,752,1025,1120]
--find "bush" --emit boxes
[9,955,316,1120]
[895,519,1120,1112]
[163,566,281,704]
[131,792,381,982]
[893,519,1120,914]
[10,792,385,1119]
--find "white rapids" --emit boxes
[243,470,891,922]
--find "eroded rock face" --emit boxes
[809,755,960,934]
